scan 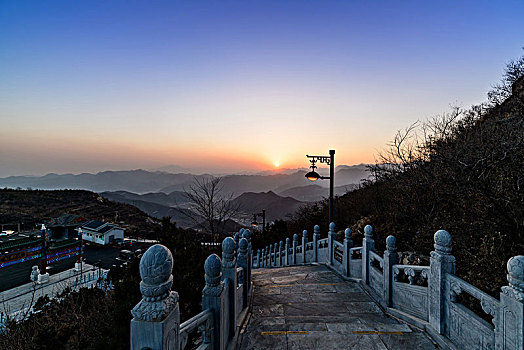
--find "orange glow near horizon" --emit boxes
[0,128,378,176]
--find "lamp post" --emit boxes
[40,224,48,276]
[305,149,335,223]
[77,228,84,281]
[251,210,266,245]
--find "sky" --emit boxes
[1,1,523,177]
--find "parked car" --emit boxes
[112,238,124,246]
[116,249,134,262]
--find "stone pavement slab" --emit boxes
[239,264,438,349]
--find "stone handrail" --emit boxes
[130,229,254,350]
[249,224,524,350]
[369,250,383,267]
[179,309,213,349]
[393,264,429,285]
[130,221,523,350]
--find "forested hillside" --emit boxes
[289,56,524,297]
[0,189,159,237]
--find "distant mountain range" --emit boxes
[278,184,359,202]
[230,191,306,221]
[0,165,371,196]
[1,166,370,227]
[100,190,196,228]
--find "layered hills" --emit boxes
[0,165,370,196]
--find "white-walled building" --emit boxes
[79,220,124,245]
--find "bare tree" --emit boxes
[183,177,239,238]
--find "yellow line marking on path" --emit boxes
[353,331,404,335]
[267,283,345,288]
[261,331,308,335]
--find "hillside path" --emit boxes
[239,264,438,349]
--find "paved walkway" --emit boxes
[239,265,438,349]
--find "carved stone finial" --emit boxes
[329,222,336,231]
[364,225,373,238]
[434,230,452,254]
[131,244,179,321]
[222,237,235,267]
[238,238,248,256]
[204,254,222,287]
[242,229,251,241]
[279,241,283,249]
[234,232,240,250]
[203,254,222,297]
[293,233,298,241]
[139,245,173,299]
[274,242,278,251]
[386,235,396,251]
[314,225,320,235]
[222,237,235,255]
[505,255,524,301]
[30,266,39,281]
[303,230,308,237]
[345,228,352,240]
[286,237,290,245]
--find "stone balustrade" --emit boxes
[130,223,523,350]
[130,230,253,350]
[250,223,524,350]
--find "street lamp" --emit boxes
[305,149,335,223]
[251,210,266,245]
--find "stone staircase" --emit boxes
[129,223,524,349]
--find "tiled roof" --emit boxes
[81,221,123,234]
[0,236,42,251]
[82,220,105,230]
[97,225,114,234]
[46,213,87,227]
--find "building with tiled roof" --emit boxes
[45,214,87,239]
[79,220,124,245]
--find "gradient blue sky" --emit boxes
[1,1,523,176]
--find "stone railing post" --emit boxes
[313,225,320,262]
[362,224,375,285]
[265,246,269,267]
[285,238,290,266]
[428,230,455,335]
[279,241,284,266]
[131,244,180,350]
[274,243,278,267]
[221,237,237,338]
[242,229,251,254]
[234,232,240,252]
[343,228,353,278]
[328,222,336,265]
[383,235,399,307]
[256,249,261,268]
[202,254,225,349]
[292,234,298,265]
[242,229,252,288]
[302,230,308,265]
[268,244,273,267]
[237,238,249,308]
[496,255,524,350]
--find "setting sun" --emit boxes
[274,162,280,168]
